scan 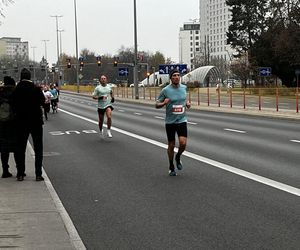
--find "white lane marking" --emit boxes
[224,128,246,134]
[27,143,86,249]
[118,110,125,112]
[59,108,300,197]
[290,140,300,144]
[134,112,142,116]
[154,116,164,120]
[188,121,197,125]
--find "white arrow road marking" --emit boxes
[134,112,142,116]
[154,116,164,120]
[59,108,300,197]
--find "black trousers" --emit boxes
[15,124,43,177]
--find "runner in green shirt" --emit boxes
[92,75,114,138]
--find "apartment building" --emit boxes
[199,0,232,61]
[179,21,201,70]
[0,37,29,59]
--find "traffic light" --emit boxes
[79,57,84,68]
[14,66,18,73]
[67,59,71,68]
[51,66,55,73]
[113,57,119,67]
[29,64,34,71]
[3,69,6,75]
[146,72,150,79]
[41,65,45,71]
[96,56,101,66]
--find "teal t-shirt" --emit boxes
[157,83,188,124]
[93,84,113,109]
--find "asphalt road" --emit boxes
[42,92,300,250]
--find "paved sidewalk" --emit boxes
[0,145,85,250]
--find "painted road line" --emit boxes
[134,112,143,116]
[154,116,164,120]
[59,108,300,197]
[290,140,300,143]
[224,128,246,134]
[188,121,197,125]
[118,110,125,112]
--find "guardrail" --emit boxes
[60,85,299,113]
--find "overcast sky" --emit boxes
[1,0,199,65]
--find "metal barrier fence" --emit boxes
[61,85,299,113]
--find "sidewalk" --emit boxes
[0,144,86,249]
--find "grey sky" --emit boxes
[1,0,199,65]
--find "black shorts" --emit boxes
[97,106,114,115]
[165,122,187,142]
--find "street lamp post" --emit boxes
[58,29,65,84]
[74,0,80,93]
[133,0,139,99]
[51,15,63,86]
[42,39,49,85]
[31,46,37,83]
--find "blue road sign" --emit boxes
[159,64,187,75]
[118,67,129,76]
[258,67,272,76]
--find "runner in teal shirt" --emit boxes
[156,69,191,176]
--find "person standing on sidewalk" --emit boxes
[0,76,17,178]
[92,74,114,138]
[155,69,191,176]
[11,68,45,181]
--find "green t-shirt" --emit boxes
[157,83,188,124]
[93,84,113,109]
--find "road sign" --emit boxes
[159,64,187,75]
[258,67,272,76]
[78,74,83,80]
[295,69,300,76]
[118,67,129,76]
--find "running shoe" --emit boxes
[99,130,105,139]
[176,160,183,170]
[175,155,183,170]
[168,170,177,176]
[107,130,112,138]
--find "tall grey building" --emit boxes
[0,37,29,60]
[199,0,232,62]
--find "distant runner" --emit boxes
[155,69,191,176]
[92,75,114,138]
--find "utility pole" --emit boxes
[31,46,37,83]
[42,39,49,85]
[74,0,80,93]
[133,0,139,99]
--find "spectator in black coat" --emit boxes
[11,68,45,181]
[0,76,17,178]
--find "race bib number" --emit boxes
[172,105,184,114]
[100,95,108,101]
